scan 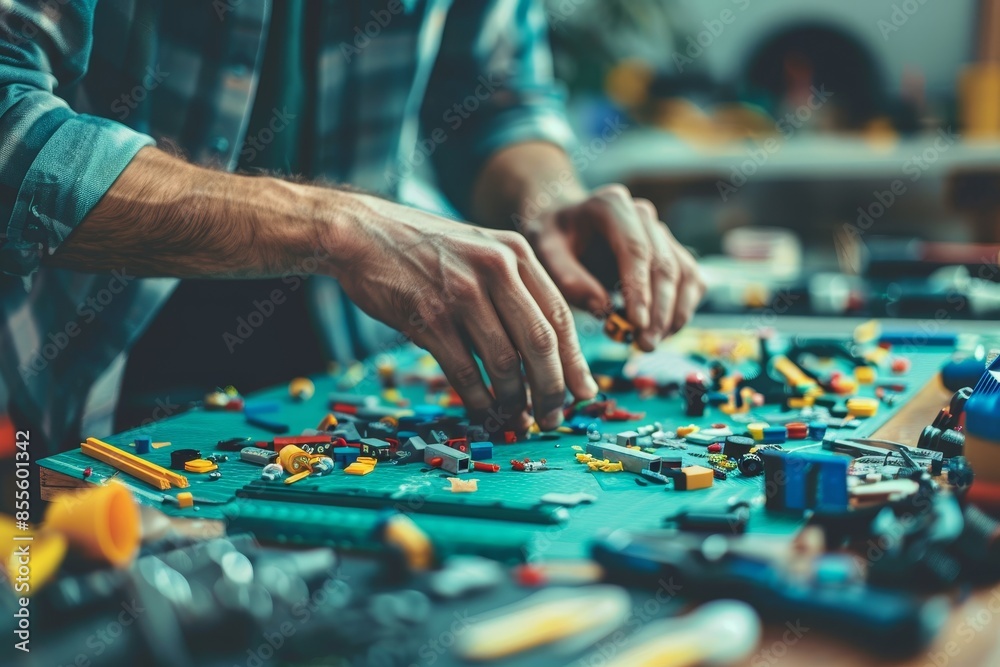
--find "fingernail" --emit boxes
[585,375,600,397]
[635,304,650,329]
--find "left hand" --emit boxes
[519,184,705,351]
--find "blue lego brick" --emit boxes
[334,447,359,466]
[761,426,787,444]
[470,441,493,461]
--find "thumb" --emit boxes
[535,232,610,316]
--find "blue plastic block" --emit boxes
[808,421,828,440]
[134,436,152,455]
[244,399,280,415]
[470,441,493,461]
[782,452,849,512]
[334,447,359,466]
[761,425,787,444]
[967,355,1000,441]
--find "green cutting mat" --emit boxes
[37,332,954,560]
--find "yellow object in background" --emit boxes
[846,397,879,418]
[43,482,141,568]
[288,376,315,401]
[961,63,1000,138]
[855,366,877,385]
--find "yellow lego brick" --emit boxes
[846,397,879,418]
[344,462,375,476]
[175,492,194,508]
[854,366,877,385]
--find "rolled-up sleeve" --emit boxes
[0,0,154,279]
[421,0,576,215]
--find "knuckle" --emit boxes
[634,197,658,219]
[492,347,521,376]
[451,362,483,390]
[598,183,631,202]
[477,244,517,275]
[525,319,558,356]
[497,231,532,258]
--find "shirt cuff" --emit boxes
[1,115,155,283]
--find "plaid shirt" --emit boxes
[0,0,574,453]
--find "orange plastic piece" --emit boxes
[43,482,140,567]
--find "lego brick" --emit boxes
[359,438,393,461]
[470,441,493,461]
[665,466,713,491]
[585,442,662,475]
[424,443,471,474]
[616,431,639,447]
[395,436,428,464]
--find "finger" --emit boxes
[534,230,611,316]
[459,302,532,432]
[662,229,703,333]
[590,185,652,330]
[662,230,705,334]
[500,232,599,404]
[634,199,679,351]
[413,327,494,420]
[485,251,569,431]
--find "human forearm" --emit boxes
[47,147,352,279]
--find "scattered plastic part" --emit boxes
[445,478,479,493]
[288,377,315,401]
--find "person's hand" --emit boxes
[329,194,599,432]
[519,185,705,351]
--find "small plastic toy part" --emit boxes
[445,478,479,493]
[317,413,338,431]
[473,461,501,473]
[133,436,152,455]
[284,470,314,484]
[683,372,708,417]
[288,377,315,401]
[723,435,755,458]
[82,437,188,490]
[676,424,699,438]
[738,453,764,476]
[208,471,222,481]
[260,463,284,481]
[846,397,879,418]
[171,449,202,470]
[604,311,635,344]
[808,421,828,440]
[174,492,194,508]
[747,422,768,441]
[183,458,219,473]
[854,366,877,385]
[378,513,434,572]
[470,441,493,460]
[761,426,787,444]
[42,482,140,568]
[664,465,714,490]
[891,357,911,374]
[786,422,808,440]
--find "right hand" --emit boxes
[327,194,599,433]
